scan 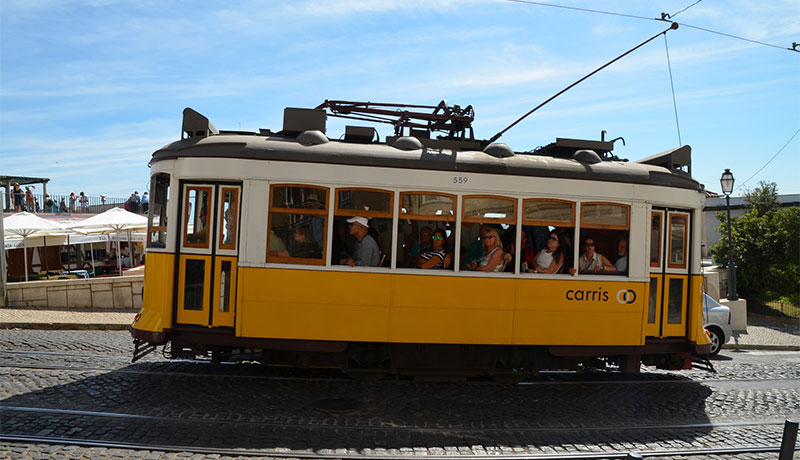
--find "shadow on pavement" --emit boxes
[0,361,717,452]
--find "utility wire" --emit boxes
[505,0,799,52]
[735,127,800,191]
[663,35,682,146]
[669,0,703,19]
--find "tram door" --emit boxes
[645,208,691,338]
[176,182,241,328]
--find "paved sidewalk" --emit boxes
[1,307,798,350]
[0,308,135,330]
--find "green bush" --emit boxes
[710,181,800,303]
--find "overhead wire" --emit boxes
[668,0,703,19]
[663,35,682,146]
[735,127,800,191]
[504,0,799,52]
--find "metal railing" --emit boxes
[1,191,136,215]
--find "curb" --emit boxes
[723,344,800,352]
[1,323,131,331]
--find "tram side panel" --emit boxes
[136,252,175,342]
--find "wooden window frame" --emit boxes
[399,191,457,222]
[462,194,517,225]
[266,184,329,266]
[334,187,394,218]
[667,213,689,269]
[650,211,663,268]
[183,185,213,249]
[580,201,631,230]
[522,198,575,227]
[218,187,240,251]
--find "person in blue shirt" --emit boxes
[345,216,380,267]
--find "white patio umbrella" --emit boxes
[3,212,68,281]
[69,207,148,275]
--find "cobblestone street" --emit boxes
[1,330,799,459]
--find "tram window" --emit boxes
[184,186,212,248]
[462,196,515,272]
[578,203,630,275]
[668,214,688,269]
[398,192,455,270]
[219,187,239,250]
[650,212,662,267]
[267,185,328,265]
[522,199,575,274]
[333,188,393,267]
[147,173,169,249]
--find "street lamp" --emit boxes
[720,169,738,300]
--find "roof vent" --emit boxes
[297,130,329,146]
[483,143,514,158]
[284,108,326,135]
[344,126,377,144]
[572,149,602,164]
[182,108,219,140]
[392,136,423,151]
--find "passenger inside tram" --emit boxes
[528,230,566,274]
[290,224,322,259]
[615,238,628,273]
[461,223,490,268]
[268,229,289,257]
[344,216,381,267]
[414,228,450,269]
[571,236,615,274]
[466,227,505,272]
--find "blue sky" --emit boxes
[2,0,798,199]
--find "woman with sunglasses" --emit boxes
[467,227,505,272]
[576,237,615,274]
[529,231,565,274]
[416,228,449,269]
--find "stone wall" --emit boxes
[5,275,143,310]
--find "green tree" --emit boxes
[710,181,800,304]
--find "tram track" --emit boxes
[2,358,798,386]
[0,433,787,459]
[2,405,789,433]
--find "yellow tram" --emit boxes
[131,102,711,376]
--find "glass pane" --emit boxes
[648,277,658,324]
[219,260,231,313]
[338,189,391,214]
[272,186,326,210]
[269,213,324,260]
[183,259,205,311]
[185,188,210,246]
[524,200,573,224]
[147,174,169,248]
[220,189,238,248]
[650,213,662,266]
[582,204,629,228]
[669,215,687,267]
[667,278,684,324]
[401,193,454,217]
[464,197,515,221]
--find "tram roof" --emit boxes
[150,109,703,192]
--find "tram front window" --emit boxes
[147,173,169,249]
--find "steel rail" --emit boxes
[0,406,787,434]
[0,433,787,459]
[4,360,798,386]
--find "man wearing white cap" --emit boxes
[345,216,380,267]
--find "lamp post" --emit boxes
[720,169,738,300]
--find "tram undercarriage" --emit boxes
[133,328,698,379]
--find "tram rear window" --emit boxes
[147,173,169,249]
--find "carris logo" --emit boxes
[617,289,637,304]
